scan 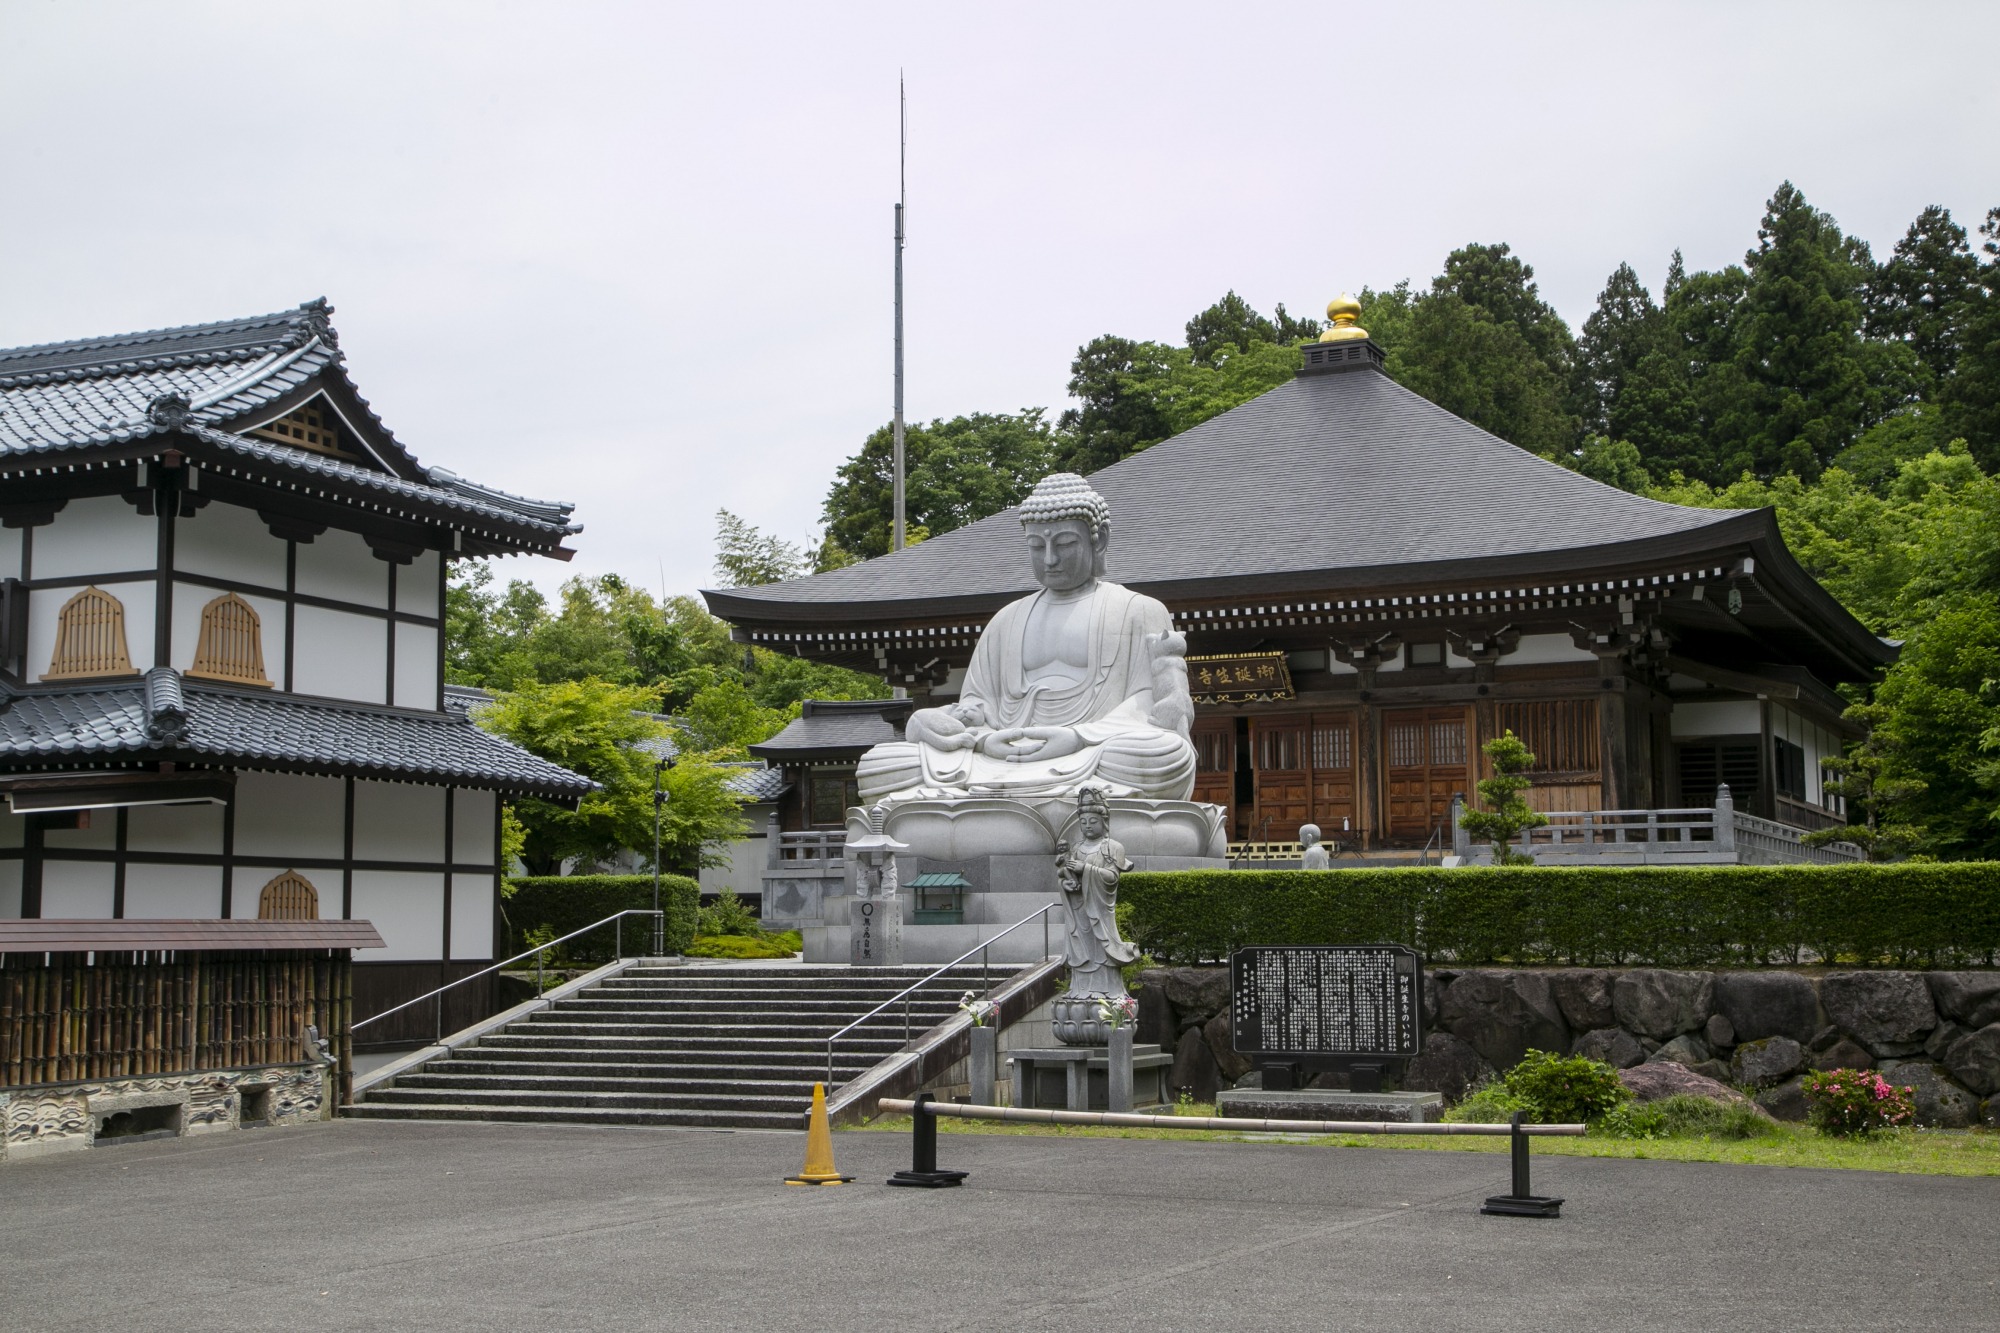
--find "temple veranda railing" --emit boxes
[1449,785,1864,866]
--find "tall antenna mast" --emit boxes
[891,75,907,552]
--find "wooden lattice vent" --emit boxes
[188,593,272,687]
[257,870,319,921]
[249,399,347,455]
[42,586,137,681]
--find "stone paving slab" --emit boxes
[2,1119,1994,1331]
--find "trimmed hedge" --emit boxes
[1120,864,2000,968]
[503,874,700,962]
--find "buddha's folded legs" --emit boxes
[855,731,1197,805]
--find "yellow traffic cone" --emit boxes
[784,1083,854,1185]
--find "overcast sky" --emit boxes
[3,3,1995,602]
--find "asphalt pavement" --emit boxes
[3,1118,1993,1331]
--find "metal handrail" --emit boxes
[825,902,1058,1086]
[352,909,665,1043]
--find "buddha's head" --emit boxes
[1019,473,1110,592]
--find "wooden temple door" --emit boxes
[1306,712,1357,840]
[1249,718,1308,843]
[1190,719,1235,833]
[1382,707,1470,842]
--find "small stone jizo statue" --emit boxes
[1299,823,1331,870]
[1052,786,1139,1045]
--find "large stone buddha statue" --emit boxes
[856,473,1198,806]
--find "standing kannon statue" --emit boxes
[1051,786,1140,1045]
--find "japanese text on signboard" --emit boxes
[1187,651,1294,704]
[1229,946,1421,1058]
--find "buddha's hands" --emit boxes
[978,725,1084,762]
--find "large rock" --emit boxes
[1572,1027,1645,1069]
[1169,1025,1220,1103]
[1147,967,1231,1024]
[1732,1036,1805,1088]
[1649,1034,1710,1068]
[1203,1011,1252,1082]
[1705,1013,1736,1050]
[1548,970,1615,1031]
[1926,972,2000,1029]
[1403,1032,1493,1104]
[1941,1023,2000,1096]
[1756,1075,1809,1122]
[1925,1021,1966,1061]
[1809,1038,1874,1073]
[1880,1061,1978,1129]
[1712,971,1819,1044]
[1618,1062,1760,1109]
[1820,972,1937,1056]
[1690,1059,1733,1084]
[1982,1097,2000,1129]
[1613,970,1714,1040]
[1440,971,1569,1070]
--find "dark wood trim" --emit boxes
[19,524,32,583]
[491,791,505,963]
[20,818,43,917]
[110,808,127,919]
[30,849,497,874]
[384,560,398,705]
[436,551,448,713]
[341,776,354,919]
[154,484,175,668]
[163,569,440,626]
[1756,698,1777,821]
[219,787,237,917]
[283,540,297,692]
[20,568,157,591]
[441,786,454,962]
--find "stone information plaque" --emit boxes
[1229,945,1421,1058]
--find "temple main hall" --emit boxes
[707,307,1892,853]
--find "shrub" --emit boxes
[697,886,762,938]
[1598,1095,1779,1141]
[1802,1068,1916,1137]
[686,930,802,959]
[1443,1077,1534,1125]
[503,874,700,960]
[1500,1049,1630,1124]
[1118,862,2000,967]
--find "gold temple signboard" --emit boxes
[1188,651,1294,704]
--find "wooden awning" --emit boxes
[0,919,385,953]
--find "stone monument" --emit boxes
[1051,786,1137,1045]
[843,805,905,966]
[838,472,1226,968]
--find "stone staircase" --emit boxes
[345,963,1009,1131]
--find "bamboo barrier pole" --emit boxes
[875,1099,1589,1137]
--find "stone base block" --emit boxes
[1215,1088,1444,1124]
[1009,1045,1172,1111]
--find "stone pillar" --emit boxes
[1108,1027,1134,1113]
[969,1025,997,1106]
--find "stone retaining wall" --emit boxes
[1134,965,2000,1129]
[1,1064,329,1163]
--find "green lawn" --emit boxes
[853,1107,2000,1177]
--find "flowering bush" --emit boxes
[957,992,996,1027]
[1095,994,1139,1030]
[1801,1068,1914,1137]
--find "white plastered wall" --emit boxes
[0,809,25,849]
[125,802,224,855]
[450,876,494,960]
[172,584,284,685]
[393,622,438,710]
[400,550,442,620]
[33,495,156,578]
[352,780,446,863]
[41,861,115,917]
[0,861,20,916]
[124,864,223,918]
[1670,699,1762,738]
[292,606,387,703]
[451,789,497,866]
[294,528,388,608]
[43,817,115,854]
[349,870,444,960]
[27,579,154,682]
[232,772,345,860]
[173,500,285,589]
[0,527,22,580]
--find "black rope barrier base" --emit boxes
[889,1093,969,1188]
[1479,1112,1562,1217]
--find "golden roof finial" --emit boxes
[1319,292,1368,343]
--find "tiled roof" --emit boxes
[0,673,593,801]
[721,763,789,802]
[707,366,1750,618]
[0,918,387,954]
[0,300,578,542]
[749,700,911,762]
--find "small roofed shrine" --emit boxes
[706,296,1893,854]
[0,300,591,1054]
